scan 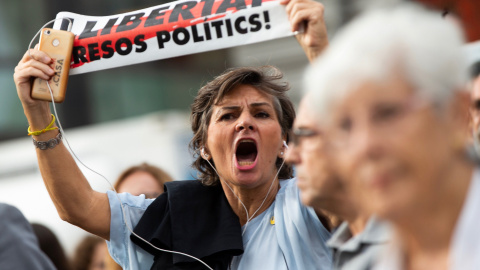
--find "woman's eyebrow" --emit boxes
[250,102,272,108]
[214,102,272,117]
[214,106,240,118]
[220,106,241,110]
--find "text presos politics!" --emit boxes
[54,0,293,74]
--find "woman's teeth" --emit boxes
[238,161,254,166]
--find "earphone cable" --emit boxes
[205,152,286,235]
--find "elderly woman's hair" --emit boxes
[304,2,468,119]
[190,66,295,186]
[114,162,173,196]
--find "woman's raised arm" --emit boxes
[13,48,111,240]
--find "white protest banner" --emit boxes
[52,0,294,75]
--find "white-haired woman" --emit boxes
[304,3,479,270]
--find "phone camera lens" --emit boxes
[44,30,51,35]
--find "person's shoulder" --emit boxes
[0,203,33,238]
[0,203,17,212]
[278,178,298,193]
[106,190,154,211]
[280,178,296,187]
[275,178,300,203]
[0,203,25,220]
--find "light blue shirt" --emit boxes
[106,178,332,270]
[106,192,154,270]
[231,178,332,269]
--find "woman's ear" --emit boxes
[201,147,211,160]
[278,135,288,158]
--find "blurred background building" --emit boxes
[0,0,477,258]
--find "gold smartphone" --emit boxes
[31,28,74,103]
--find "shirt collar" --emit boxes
[359,216,392,244]
[327,216,392,252]
[327,221,352,249]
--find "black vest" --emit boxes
[130,180,244,270]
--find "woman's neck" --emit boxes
[394,163,474,270]
[221,179,280,226]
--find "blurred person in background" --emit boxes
[73,235,108,270]
[468,61,480,154]
[106,163,173,270]
[31,223,71,270]
[305,2,479,269]
[105,255,122,270]
[285,95,391,270]
[114,162,173,198]
[13,1,333,269]
[0,203,55,270]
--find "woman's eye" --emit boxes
[220,113,234,121]
[256,112,270,118]
[374,105,402,122]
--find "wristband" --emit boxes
[28,114,58,136]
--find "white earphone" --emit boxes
[201,147,209,158]
[279,141,288,157]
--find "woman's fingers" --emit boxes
[21,47,52,65]
[14,47,56,108]
[15,64,52,82]
[15,59,54,84]
[282,0,328,62]
[285,0,325,31]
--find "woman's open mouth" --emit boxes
[235,139,258,170]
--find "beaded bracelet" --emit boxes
[28,114,58,136]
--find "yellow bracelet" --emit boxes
[28,114,58,136]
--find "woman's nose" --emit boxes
[235,114,255,132]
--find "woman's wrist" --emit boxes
[307,41,328,63]
[28,114,58,136]
[24,104,55,132]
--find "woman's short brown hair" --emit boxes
[190,66,295,186]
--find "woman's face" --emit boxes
[206,85,285,189]
[118,171,164,198]
[326,75,458,220]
